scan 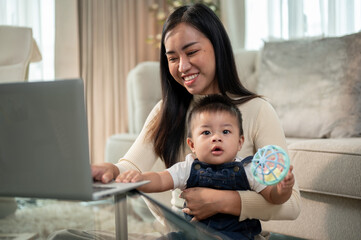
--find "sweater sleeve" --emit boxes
[115,101,162,174]
[238,98,301,221]
[239,185,301,221]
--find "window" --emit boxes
[244,0,361,50]
[0,0,55,81]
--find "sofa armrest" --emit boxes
[105,133,138,164]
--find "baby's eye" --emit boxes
[223,130,230,134]
[202,130,211,135]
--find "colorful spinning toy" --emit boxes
[251,145,290,185]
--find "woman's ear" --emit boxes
[187,138,196,153]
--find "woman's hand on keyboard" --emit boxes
[91,162,120,183]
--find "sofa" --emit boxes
[106,32,361,240]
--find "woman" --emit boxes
[93,2,300,236]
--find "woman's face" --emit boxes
[164,23,219,95]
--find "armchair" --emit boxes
[0,25,42,83]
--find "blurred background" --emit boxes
[1,0,360,163]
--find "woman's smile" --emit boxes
[183,73,199,86]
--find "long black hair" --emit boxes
[148,3,259,168]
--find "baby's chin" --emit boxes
[202,156,235,165]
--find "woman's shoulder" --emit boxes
[236,97,281,128]
[147,100,163,117]
[154,99,163,109]
[237,97,274,113]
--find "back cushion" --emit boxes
[127,61,161,134]
[234,49,259,93]
[257,32,361,138]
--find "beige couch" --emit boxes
[106,32,361,240]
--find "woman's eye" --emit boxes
[168,57,178,62]
[187,50,198,56]
[223,130,230,134]
[202,131,211,135]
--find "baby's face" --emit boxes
[187,111,244,165]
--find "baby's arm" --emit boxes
[260,165,295,204]
[117,170,174,193]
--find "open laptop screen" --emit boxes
[0,79,95,200]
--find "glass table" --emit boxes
[0,190,226,240]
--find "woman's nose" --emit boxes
[178,56,191,73]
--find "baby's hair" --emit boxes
[187,95,243,137]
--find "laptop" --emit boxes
[0,79,149,201]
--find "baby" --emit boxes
[118,94,294,239]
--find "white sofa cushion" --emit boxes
[233,49,259,92]
[257,32,361,138]
[289,137,361,199]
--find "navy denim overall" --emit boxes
[184,156,261,240]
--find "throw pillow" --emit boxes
[257,32,361,138]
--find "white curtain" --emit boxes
[222,0,361,50]
[220,0,246,50]
[65,0,166,163]
[0,0,55,80]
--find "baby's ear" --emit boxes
[186,138,196,153]
[238,135,245,151]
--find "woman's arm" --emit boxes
[182,183,301,221]
[238,99,301,221]
[181,188,241,220]
[115,101,163,174]
[239,185,301,221]
[91,101,163,183]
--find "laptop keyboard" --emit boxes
[92,186,113,193]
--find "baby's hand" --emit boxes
[277,165,295,194]
[116,170,143,183]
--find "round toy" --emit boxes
[251,145,290,185]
